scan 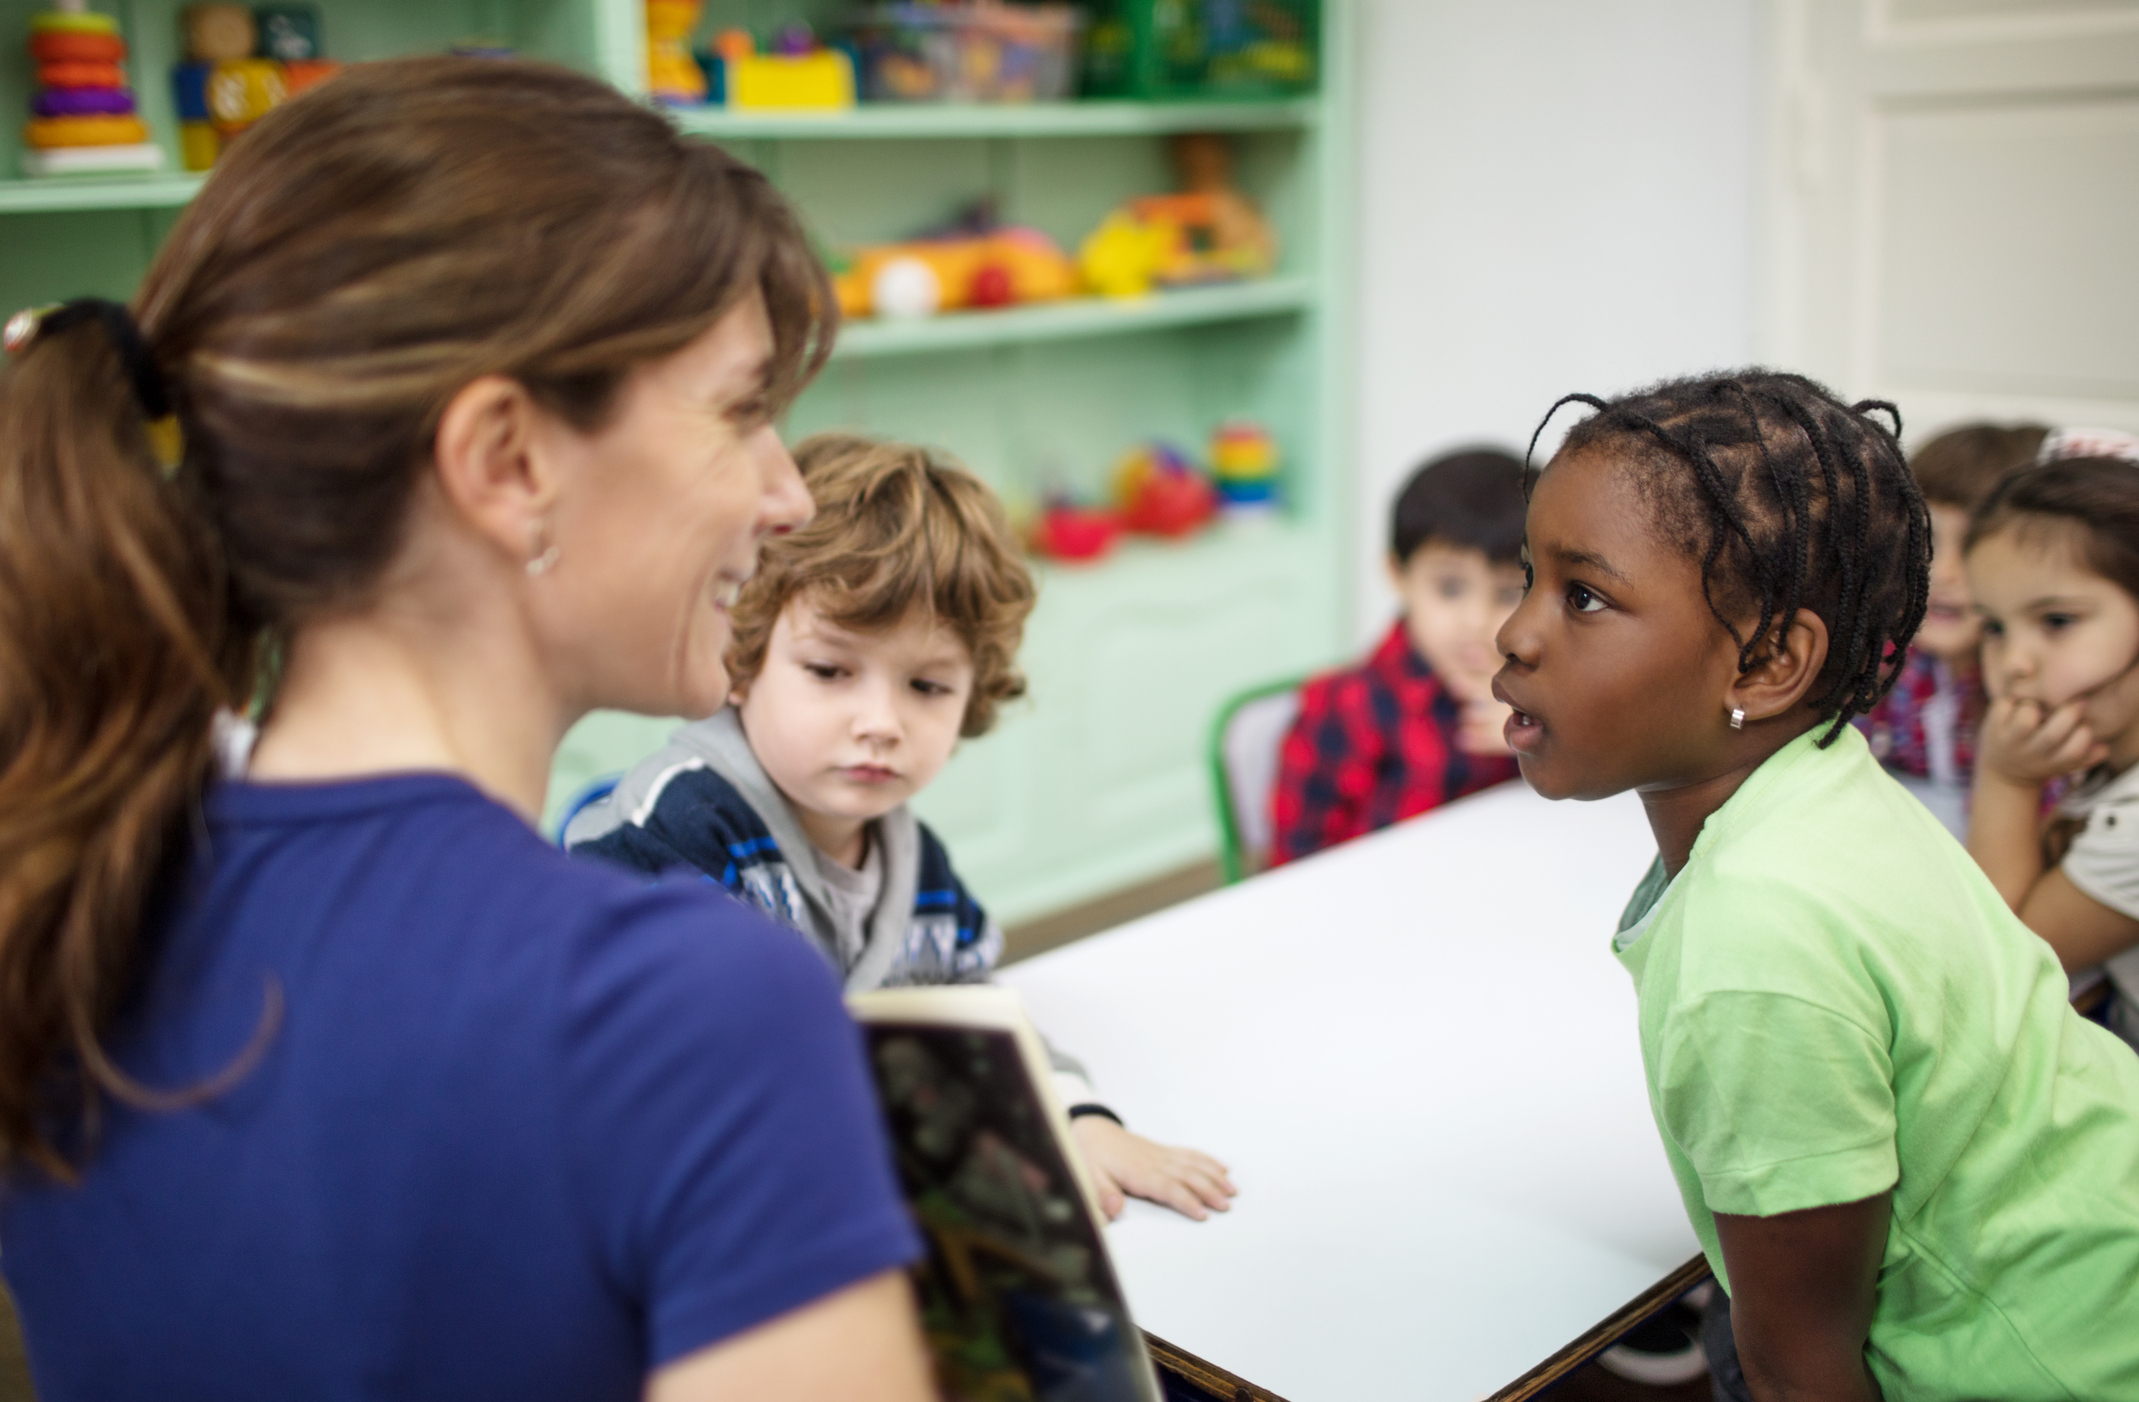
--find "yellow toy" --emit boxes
[729,50,855,111]
[836,227,1076,320]
[1076,133,1278,298]
[206,57,286,135]
[1076,210,1177,299]
[645,0,705,106]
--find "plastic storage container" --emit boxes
[850,3,1084,103]
[1082,0,1318,99]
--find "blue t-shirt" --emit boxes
[0,773,921,1401]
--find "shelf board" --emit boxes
[831,275,1314,359]
[675,97,1318,141]
[0,171,205,215]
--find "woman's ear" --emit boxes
[1727,608,1831,725]
[432,375,561,565]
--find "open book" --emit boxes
[849,986,1164,1402]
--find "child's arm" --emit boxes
[1968,698,2139,969]
[1068,1114,1237,1222]
[1967,696,2095,906]
[1712,1193,1891,1402]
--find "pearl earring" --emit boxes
[1729,706,1746,730]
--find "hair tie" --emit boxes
[4,297,171,421]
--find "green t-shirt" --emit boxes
[1615,724,2139,1400]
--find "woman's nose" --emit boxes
[754,426,812,537]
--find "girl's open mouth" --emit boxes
[1505,707,1543,753]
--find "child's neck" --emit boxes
[795,805,871,870]
[1641,722,1817,879]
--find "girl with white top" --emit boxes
[1967,454,2139,1051]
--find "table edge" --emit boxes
[1146,1329,1295,1402]
[1484,1254,1714,1401]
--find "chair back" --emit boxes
[1208,678,1305,883]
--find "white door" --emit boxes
[1759,0,2139,439]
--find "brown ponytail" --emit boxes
[0,57,834,1176]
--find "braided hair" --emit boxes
[1528,370,1932,744]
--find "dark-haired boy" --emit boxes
[1269,447,1526,867]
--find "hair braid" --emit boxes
[1537,370,1930,744]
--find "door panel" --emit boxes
[1763,0,2139,437]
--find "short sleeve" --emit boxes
[2062,788,2139,921]
[1655,991,1899,1218]
[560,884,921,1368]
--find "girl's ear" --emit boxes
[1726,608,1831,725]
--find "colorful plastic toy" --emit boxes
[646,0,706,106]
[21,2,161,177]
[1111,442,1216,538]
[1030,500,1121,564]
[835,225,1076,320]
[171,4,338,170]
[1076,132,1277,298]
[1208,419,1281,514]
[206,57,286,134]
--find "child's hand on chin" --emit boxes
[1979,695,2109,785]
[1456,695,1515,757]
[1445,674,1514,756]
[1069,1117,1237,1222]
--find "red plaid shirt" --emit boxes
[1268,622,1519,867]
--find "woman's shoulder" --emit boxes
[202,770,826,1009]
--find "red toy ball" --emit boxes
[970,263,1015,309]
[1033,503,1120,562]
[1121,465,1216,537]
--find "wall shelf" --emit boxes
[674,98,1319,142]
[0,173,206,215]
[832,276,1315,360]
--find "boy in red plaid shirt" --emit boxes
[1269,448,1527,866]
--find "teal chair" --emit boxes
[1207,676,1307,884]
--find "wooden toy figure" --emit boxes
[21,0,162,176]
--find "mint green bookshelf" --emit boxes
[0,0,1355,924]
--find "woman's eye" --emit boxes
[728,397,771,427]
[1521,563,1535,592]
[911,679,948,697]
[1567,584,1607,614]
[803,663,844,681]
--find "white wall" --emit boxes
[1350,0,1759,641]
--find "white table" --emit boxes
[999,782,1702,1401]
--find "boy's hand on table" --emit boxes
[1069,1117,1237,1222]
[1979,696,2105,786]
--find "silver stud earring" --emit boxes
[1729,706,1746,730]
[526,528,559,577]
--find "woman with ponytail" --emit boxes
[0,59,932,1402]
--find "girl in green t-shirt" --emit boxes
[1494,371,2139,1401]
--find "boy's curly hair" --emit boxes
[1532,369,1932,744]
[727,433,1035,737]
